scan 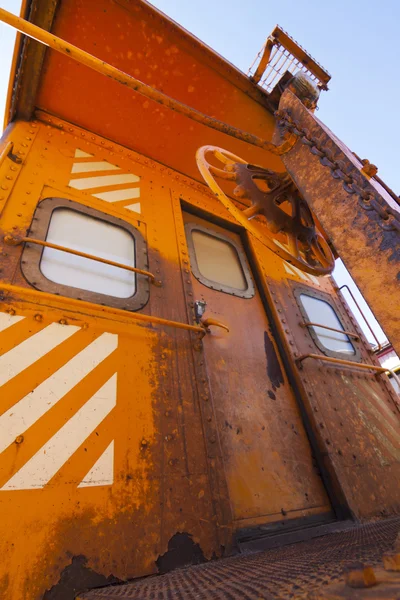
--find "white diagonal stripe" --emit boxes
[71,161,121,174]
[276,240,319,285]
[68,173,140,190]
[78,440,114,488]
[0,332,118,454]
[74,149,93,158]
[0,312,25,333]
[1,375,117,490]
[0,323,80,387]
[124,202,141,214]
[283,262,297,277]
[93,188,140,202]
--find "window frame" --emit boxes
[293,284,361,361]
[21,197,150,311]
[185,222,255,299]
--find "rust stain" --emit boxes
[156,532,207,574]
[264,330,284,389]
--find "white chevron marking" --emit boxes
[68,173,140,190]
[0,332,118,455]
[78,440,114,488]
[74,149,93,158]
[0,312,25,333]
[1,375,117,490]
[93,188,140,202]
[276,240,320,286]
[0,323,80,387]
[71,161,121,174]
[283,262,296,277]
[124,202,141,214]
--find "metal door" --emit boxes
[183,211,332,529]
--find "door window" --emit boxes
[185,223,254,298]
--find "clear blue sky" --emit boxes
[0,0,398,346]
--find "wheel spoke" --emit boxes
[208,164,237,181]
[287,233,300,260]
[243,204,262,219]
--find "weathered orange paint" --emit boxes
[0,1,398,599]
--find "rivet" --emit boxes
[34,314,42,322]
[1,185,8,191]
[165,434,173,442]
[59,319,67,325]
[15,435,24,444]
[5,175,13,180]
[7,308,15,315]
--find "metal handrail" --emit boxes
[0,7,296,157]
[0,141,14,169]
[296,353,400,390]
[3,234,162,286]
[339,284,382,351]
[300,321,359,340]
[0,282,207,337]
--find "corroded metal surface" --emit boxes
[275,90,400,356]
[79,518,400,599]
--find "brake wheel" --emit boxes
[196,145,335,276]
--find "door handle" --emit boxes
[201,318,230,335]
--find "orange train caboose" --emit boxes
[0,2,399,599]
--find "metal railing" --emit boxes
[4,234,162,286]
[0,7,296,157]
[296,353,400,391]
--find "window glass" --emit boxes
[40,208,136,298]
[300,294,355,355]
[192,230,247,291]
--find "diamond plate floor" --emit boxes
[78,518,400,600]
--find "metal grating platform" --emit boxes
[79,518,400,599]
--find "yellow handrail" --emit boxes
[296,353,400,391]
[0,141,14,169]
[300,321,359,340]
[0,7,296,156]
[4,234,161,286]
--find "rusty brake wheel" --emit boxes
[196,145,335,276]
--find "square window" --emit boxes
[191,230,247,291]
[185,222,254,298]
[21,198,149,311]
[299,293,355,355]
[41,208,136,299]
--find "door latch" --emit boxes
[194,300,207,324]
